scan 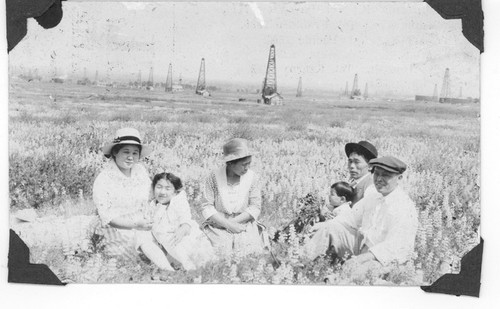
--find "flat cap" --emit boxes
[369,156,407,174]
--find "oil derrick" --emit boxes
[363,82,368,99]
[195,58,206,95]
[77,68,90,85]
[432,84,438,100]
[440,68,451,101]
[94,70,99,84]
[262,44,283,105]
[351,74,361,97]
[296,77,302,97]
[165,63,173,92]
[262,45,277,97]
[137,70,142,86]
[344,82,349,96]
[147,67,154,88]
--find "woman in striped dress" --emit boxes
[93,128,168,267]
[199,138,267,257]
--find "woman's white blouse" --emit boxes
[93,160,151,225]
[200,166,262,221]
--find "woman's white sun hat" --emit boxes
[101,128,153,158]
[222,138,255,162]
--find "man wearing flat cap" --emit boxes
[344,141,378,205]
[305,156,418,269]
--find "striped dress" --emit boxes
[199,166,267,257]
[93,160,151,260]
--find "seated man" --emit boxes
[304,156,418,269]
[344,141,378,205]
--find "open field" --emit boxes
[8,80,480,285]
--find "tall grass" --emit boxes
[9,82,479,284]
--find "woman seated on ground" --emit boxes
[199,138,267,256]
[93,128,157,261]
[137,172,214,271]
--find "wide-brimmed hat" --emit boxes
[345,141,378,161]
[369,156,407,174]
[101,128,153,158]
[223,138,255,162]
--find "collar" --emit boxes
[374,186,404,204]
[351,172,370,187]
[108,159,142,180]
[335,202,351,209]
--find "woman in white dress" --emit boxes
[93,128,161,263]
[138,172,214,270]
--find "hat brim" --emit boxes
[223,151,256,162]
[101,142,153,158]
[345,143,377,161]
[370,163,403,174]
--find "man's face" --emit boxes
[372,167,401,196]
[348,152,369,180]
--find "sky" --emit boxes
[9,1,480,97]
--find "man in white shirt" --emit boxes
[304,156,418,268]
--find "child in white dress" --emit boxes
[138,172,214,271]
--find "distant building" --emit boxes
[440,97,478,104]
[263,93,284,105]
[415,95,438,102]
[172,84,183,92]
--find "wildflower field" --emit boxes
[8,80,480,285]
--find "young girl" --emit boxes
[138,172,214,271]
[323,181,355,219]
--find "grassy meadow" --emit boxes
[8,80,480,285]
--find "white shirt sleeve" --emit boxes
[369,197,418,265]
[173,191,195,227]
[93,173,115,226]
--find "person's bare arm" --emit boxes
[109,213,152,231]
[230,212,253,224]
[209,213,246,233]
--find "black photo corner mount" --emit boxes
[6,0,64,53]
[424,0,484,53]
[8,229,65,285]
[421,238,483,297]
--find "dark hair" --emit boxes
[110,144,142,159]
[349,150,372,164]
[152,172,183,191]
[226,155,251,165]
[331,181,355,202]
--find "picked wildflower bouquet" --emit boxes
[272,193,327,243]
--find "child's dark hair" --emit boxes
[331,181,355,202]
[152,172,183,191]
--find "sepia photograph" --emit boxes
[7,1,481,286]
